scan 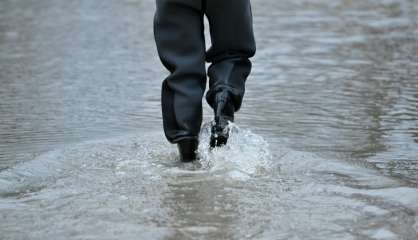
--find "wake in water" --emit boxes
[2,123,418,240]
[0,123,272,196]
[0,123,274,239]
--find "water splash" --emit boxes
[197,122,272,179]
[0,124,273,198]
[0,126,274,239]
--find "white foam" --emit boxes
[197,122,273,179]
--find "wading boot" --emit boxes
[177,138,198,162]
[210,91,235,148]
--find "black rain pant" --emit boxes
[154,0,256,143]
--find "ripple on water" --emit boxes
[1,124,418,239]
[0,124,277,239]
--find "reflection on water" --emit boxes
[1,0,418,239]
[247,0,418,184]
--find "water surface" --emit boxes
[1,0,418,239]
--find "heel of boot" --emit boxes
[177,138,198,162]
[210,91,234,148]
[210,121,230,148]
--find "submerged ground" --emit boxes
[1,0,418,239]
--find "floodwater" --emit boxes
[1,0,418,239]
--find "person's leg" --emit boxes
[204,0,256,147]
[154,0,206,145]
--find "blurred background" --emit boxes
[1,0,418,239]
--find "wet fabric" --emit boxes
[154,0,256,143]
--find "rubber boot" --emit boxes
[210,91,235,148]
[177,138,198,162]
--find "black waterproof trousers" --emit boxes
[154,0,256,143]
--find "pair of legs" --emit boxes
[154,0,256,152]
